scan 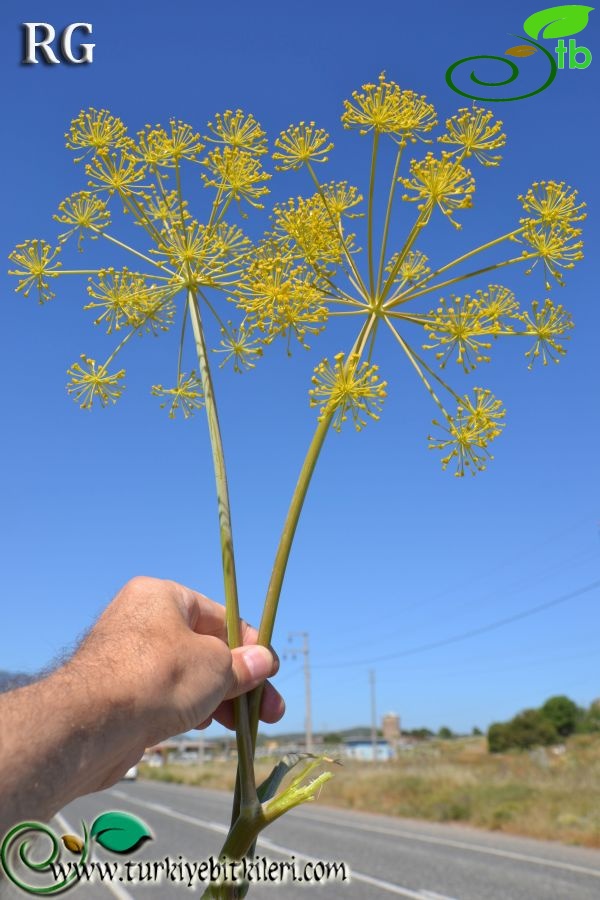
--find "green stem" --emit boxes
[97,230,176,276]
[367,131,380,295]
[305,161,369,301]
[379,208,429,304]
[376,143,404,295]
[187,290,257,812]
[386,254,529,309]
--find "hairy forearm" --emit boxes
[0,660,140,834]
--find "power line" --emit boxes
[313,577,600,670]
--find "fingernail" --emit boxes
[241,645,274,680]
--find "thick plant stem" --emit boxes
[187,290,258,812]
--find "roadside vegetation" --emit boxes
[140,730,600,847]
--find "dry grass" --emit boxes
[139,734,600,847]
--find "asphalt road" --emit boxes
[2,779,600,899]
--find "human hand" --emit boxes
[64,576,283,790]
[0,575,285,830]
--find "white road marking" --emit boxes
[419,891,459,900]
[289,807,600,880]
[108,790,441,897]
[54,812,134,900]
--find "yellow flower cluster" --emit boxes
[273,123,334,170]
[9,239,62,303]
[84,268,176,335]
[438,105,506,167]
[429,388,505,477]
[66,355,126,409]
[342,73,437,144]
[309,353,387,431]
[520,299,574,368]
[54,192,111,249]
[399,152,475,228]
[151,372,204,418]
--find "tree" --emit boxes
[540,695,581,737]
[438,726,453,739]
[488,710,558,753]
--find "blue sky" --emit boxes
[1,0,598,737]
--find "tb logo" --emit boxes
[22,22,95,64]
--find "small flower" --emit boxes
[66,109,129,161]
[385,250,430,287]
[128,125,171,167]
[85,269,176,335]
[399,152,475,229]
[67,356,126,409]
[320,182,364,219]
[152,372,204,418]
[309,352,387,431]
[423,294,493,371]
[438,105,506,167]
[394,90,438,145]
[519,181,586,230]
[271,195,349,268]
[342,73,401,135]
[54,192,111,249]
[201,147,271,211]
[475,284,519,323]
[9,239,62,303]
[342,75,437,143]
[160,119,205,164]
[521,223,583,288]
[155,221,251,285]
[237,256,328,349]
[273,122,334,170]
[519,299,573,368]
[138,189,189,227]
[429,388,505,477]
[214,323,264,372]
[206,110,267,155]
[85,152,147,196]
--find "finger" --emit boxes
[211,681,285,731]
[175,586,262,646]
[226,645,277,698]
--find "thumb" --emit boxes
[227,645,277,698]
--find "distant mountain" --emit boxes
[0,669,36,692]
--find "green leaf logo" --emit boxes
[523,5,594,39]
[90,812,152,854]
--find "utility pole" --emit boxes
[370,669,377,763]
[288,632,313,753]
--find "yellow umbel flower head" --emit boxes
[202,147,271,211]
[519,181,586,230]
[399,151,475,228]
[394,90,438,145]
[475,284,519,323]
[385,249,430,287]
[521,223,584,288]
[152,372,204,418]
[429,388,505,477]
[237,254,328,349]
[54,192,111,250]
[85,152,147,196]
[206,110,267,156]
[272,195,350,268]
[9,239,62,303]
[273,123,334,171]
[309,352,387,431]
[342,73,401,135]
[438,105,506,167]
[520,299,573,368]
[342,75,437,143]
[66,355,126,409]
[214,323,264,373]
[66,109,129,161]
[423,293,494,372]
